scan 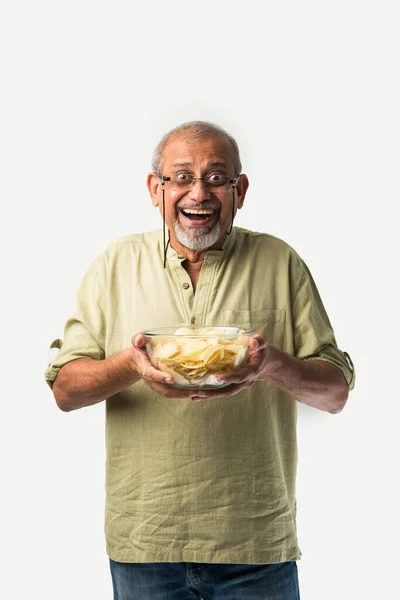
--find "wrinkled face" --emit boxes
[148,134,248,252]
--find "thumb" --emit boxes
[250,334,266,351]
[132,333,146,348]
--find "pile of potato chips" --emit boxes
[147,326,249,387]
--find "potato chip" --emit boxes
[158,362,190,386]
[152,341,179,360]
[173,327,196,335]
[176,339,208,360]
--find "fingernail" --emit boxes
[191,392,206,401]
[165,377,173,383]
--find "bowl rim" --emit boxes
[142,326,256,338]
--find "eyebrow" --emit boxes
[171,161,228,169]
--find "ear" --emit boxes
[147,173,162,207]
[235,174,249,209]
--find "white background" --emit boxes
[1,1,398,598]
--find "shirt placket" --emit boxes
[190,256,217,327]
[171,256,216,327]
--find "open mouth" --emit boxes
[179,208,218,227]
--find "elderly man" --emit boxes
[46,121,355,600]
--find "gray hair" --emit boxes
[151,120,242,176]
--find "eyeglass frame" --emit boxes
[159,174,241,193]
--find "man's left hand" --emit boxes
[190,334,269,402]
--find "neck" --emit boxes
[169,232,228,264]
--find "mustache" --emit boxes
[176,202,220,211]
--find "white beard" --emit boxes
[174,218,222,251]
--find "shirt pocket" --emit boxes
[220,309,286,348]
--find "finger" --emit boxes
[190,382,246,401]
[132,333,148,348]
[141,364,174,384]
[249,334,267,351]
[216,367,254,386]
[144,379,192,398]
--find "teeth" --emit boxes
[182,209,214,215]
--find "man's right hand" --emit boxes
[53,332,196,411]
[131,333,196,398]
[131,332,174,385]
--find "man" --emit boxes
[45,121,355,599]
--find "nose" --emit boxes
[187,180,211,202]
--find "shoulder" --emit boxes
[82,230,161,280]
[234,227,301,259]
[233,227,306,284]
[102,229,161,255]
[87,229,161,266]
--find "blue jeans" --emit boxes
[109,560,300,600]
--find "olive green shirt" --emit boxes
[45,227,355,564]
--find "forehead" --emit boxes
[162,134,235,171]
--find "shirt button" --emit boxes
[191,316,196,325]
[182,282,190,290]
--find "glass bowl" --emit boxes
[142,326,254,389]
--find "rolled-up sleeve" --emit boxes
[291,259,355,390]
[44,256,107,389]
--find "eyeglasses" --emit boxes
[160,173,240,193]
